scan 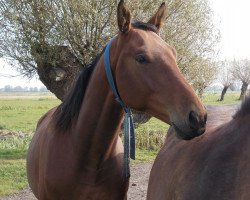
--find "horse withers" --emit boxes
[147,101,250,200]
[27,1,206,199]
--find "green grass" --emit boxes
[0,98,60,132]
[136,117,169,150]
[0,91,241,197]
[0,92,56,99]
[0,93,59,196]
[202,91,240,104]
[0,135,31,160]
[0,136,36,196]
[0,159,26,196]
[133,149,158,163]
[0,131,32,196]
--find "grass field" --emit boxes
[0,93,59,196]
[202,91,241,104]
[0,91,241,196]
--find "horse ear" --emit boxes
[148,2,167,32]
[117,0,132,34]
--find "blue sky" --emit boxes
[1,0,250,87]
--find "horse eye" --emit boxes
[135,54,148,64]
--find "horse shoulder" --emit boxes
[36,107,58,129]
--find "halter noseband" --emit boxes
[104,38,135,179]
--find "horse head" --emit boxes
[109,0,207,140]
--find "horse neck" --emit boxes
[73,57,124,169]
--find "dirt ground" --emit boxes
[0,162,153,200]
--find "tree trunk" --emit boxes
[31,45,83,101]
[239,81,248,101]
[218,85,229,101]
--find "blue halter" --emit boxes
[104,38,135,178]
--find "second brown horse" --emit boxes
[27,1,206,199]
[147,101,250,200]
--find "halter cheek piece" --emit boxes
[104,38,135,179]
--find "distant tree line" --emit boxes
[0,85,48,92]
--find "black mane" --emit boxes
[54,50,104,130]
[234,96,250,118]
[132,21,158,33]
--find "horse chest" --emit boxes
[43,151,127,200]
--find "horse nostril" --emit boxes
[188,111,200,130]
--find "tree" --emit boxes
[39,86,48,92]
[231,59,250,100]
[217,60,234,101]
[154,0,219,95]
[13,85,23,92]
[0,0,219,100]
[4,85,12,92]
[185,57,217,97]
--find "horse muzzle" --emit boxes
[172,111,207,140]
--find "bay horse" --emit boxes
[147,101,250,200]
[27,1,207,199]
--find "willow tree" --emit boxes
[217,60,234,101]
[0,0,219,100]
[231,59,250,100]
[0,0,116,100]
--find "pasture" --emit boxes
[0,91,240,197]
